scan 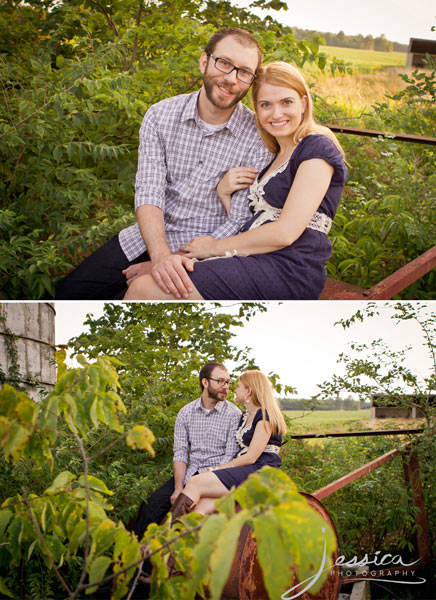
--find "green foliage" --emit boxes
[317,302,436,427]
[0,0,339,299]
[64,301,298,524]
[281,434,418,558]
[0,349,337,599]
[285,302,436,559]
[322,59,436,297]
[326,131,436,296]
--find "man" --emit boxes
[133,361,241,541]
[55,27,272,300]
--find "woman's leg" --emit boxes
[183,472,228,506]
[194,497,218,515]
[123,273,203,300]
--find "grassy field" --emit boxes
[302,46,411,115]
[283,410,424,435]
[284,409,370,432]
[320,46,407,70]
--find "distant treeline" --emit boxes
[280,398,367,411]
[292,27,408,53]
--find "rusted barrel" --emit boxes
[222,493,341,600]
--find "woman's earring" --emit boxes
[245,394,250,403]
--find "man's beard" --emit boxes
[208,388,227,402]
[202,69,247,110]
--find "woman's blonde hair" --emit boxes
[239,370,287,436]
[252,61,344,157]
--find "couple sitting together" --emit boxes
[133,362,287,539]
[55,26,348,301]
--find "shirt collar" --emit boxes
[181,89,251,138]
[194,396,225,413]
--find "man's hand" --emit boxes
[170,486,184,505]
[122,261,152,286]
[151,253,195,299]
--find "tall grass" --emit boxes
[309,69,409,117]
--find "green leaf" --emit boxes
[45,471,76,493]
[189,513,227,590]
[126,425,156,455]
[273,501,337,595]
[252,511,294,599]
[86,556,113,594]
[113,527,132,560]
[112,539,141,600]
[209,510,248,600]
[0,510,13,537]
[0,577,14,598]
[90,519,117,563]
[3,423,31,460]
[78,475,114,496]
[27,539,38,560]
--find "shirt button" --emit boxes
[199,161,203,164]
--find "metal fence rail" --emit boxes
[296,431,434,593]
[329,125,436,146]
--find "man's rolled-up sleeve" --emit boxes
[134,106,168,212]
[173,410,189,464]
[221,410,242,463]
[211,141,272,240]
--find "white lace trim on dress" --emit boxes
[247,157,332,234]
[235,412,280,457]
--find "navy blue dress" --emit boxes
[213,409,282,490]
[188,134,348,299]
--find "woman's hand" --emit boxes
[217,166,259,213]
[179,236,219,260]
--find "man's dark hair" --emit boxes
[199,361,228,391]
[204,27,263,72]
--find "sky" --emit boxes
[53,301,436,400]
[235,0,436,44]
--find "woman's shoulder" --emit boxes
[253,408,270,424]
[296,133,341,157]
[293,133,347,181]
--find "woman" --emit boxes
[124,61,348,301]
[171,370,287,518]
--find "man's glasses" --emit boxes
[208,54,256,85]
[207,377,232,387]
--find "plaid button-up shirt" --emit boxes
[119,90,272,260]
[173,397,242,484]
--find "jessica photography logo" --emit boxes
[281,528,426,600]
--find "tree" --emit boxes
[316,302,436,428]
[374,34,393,52]
[61,302,296,523]
[0,0,338,299]
[0,348,336,599]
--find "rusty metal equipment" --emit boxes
[221,494,341,600]
[319,126,436,300]
[320,244,436,299]
[219,432,432,599]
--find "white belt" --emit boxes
[264,444,280,455]
[306,211,332,234]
